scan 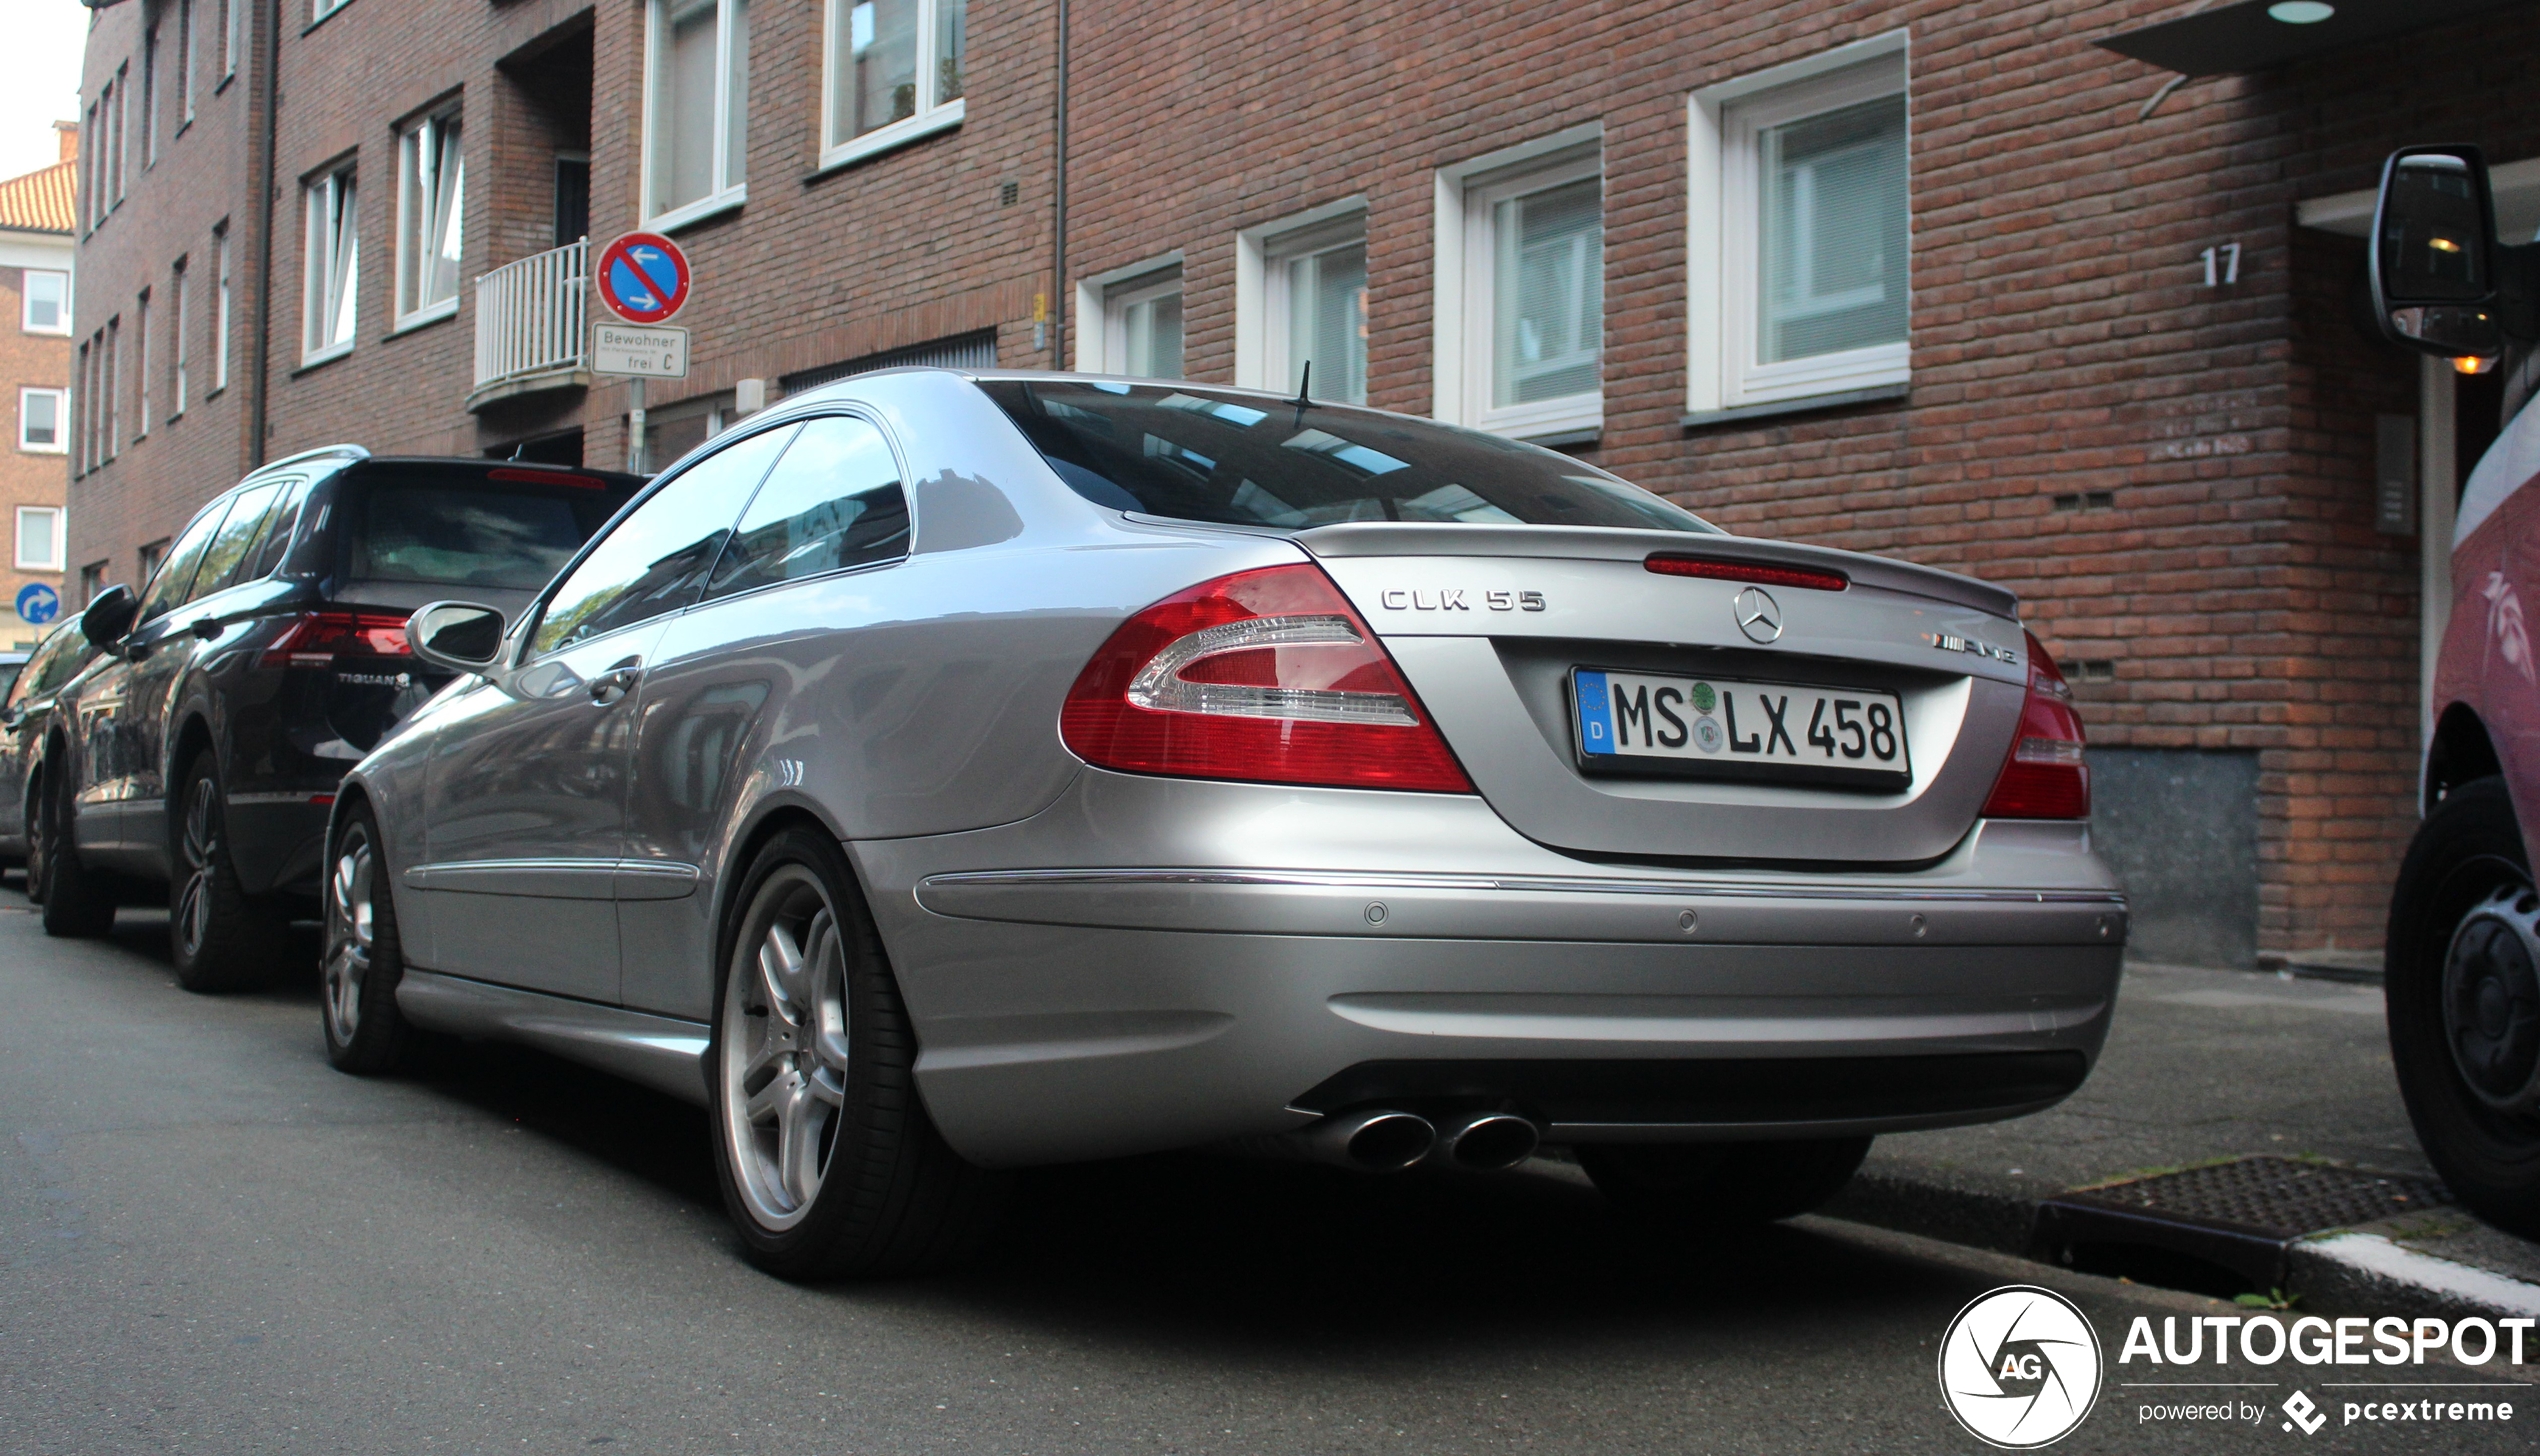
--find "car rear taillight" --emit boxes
[1980,630,2089,819]
[1061,564,1474,793]
[259,611,414,669]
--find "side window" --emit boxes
[529,424,797,658]
[135,495,238,625]
[29,629,97,699]
[189,481,283,598]
[242,476,313,582]
[705,414,909,600]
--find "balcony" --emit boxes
[467,238,590,411]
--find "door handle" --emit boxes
[587,658,643,705]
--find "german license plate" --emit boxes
[1571,668,1911,791]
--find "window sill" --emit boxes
[21,327,72,338]
[387,299,459,338]
[17,445,67,456]
[811,102,965,178]
[645,187,747,235]
[294,342,354,375]
[1681,381,1909,430]
[215,73,235,96]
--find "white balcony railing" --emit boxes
[473,238,588,391]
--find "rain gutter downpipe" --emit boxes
[1051,0,1069,366]
[246,0,281,467]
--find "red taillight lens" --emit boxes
[1980,630,2089,819]
[259,611,413,668]
[1644,554,1849,592]
[1061,564,1475,793]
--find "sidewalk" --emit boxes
[1825,958,2540,1315]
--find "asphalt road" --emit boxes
[0,888,2529,1454]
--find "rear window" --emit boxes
[346,471,637,590]
[977,379,1718,534]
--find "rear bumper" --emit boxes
[224,792,337,897]
[854,770,2127,1169]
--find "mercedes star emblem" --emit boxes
[1734,586,1784,644]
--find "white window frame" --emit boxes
[1071,254,1183,376]
[302,162,360,365]
[212,222,232,392]
[177,0,195,129]
[1431,125,1605,443]
[313,0,350,23]
[170,257,189,417]
[15,508,63,571]
[134,288,151,439]
[640,0,750,231]
[18,389,66,455]
[394,105,465,329]
[1688,32,1910,417]
[817,0,967,172]
[1234,198,1368,399]
[141,23,158,168]
[21,270,69,335]
[221,0,240,81]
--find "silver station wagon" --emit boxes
[322,369,2125,1277]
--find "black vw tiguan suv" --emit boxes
[40,446,643,988]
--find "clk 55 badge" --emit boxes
[1378,589,1546,612]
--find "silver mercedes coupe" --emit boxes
[321,368,2125,1277]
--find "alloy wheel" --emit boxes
[324,827,376,1046]
[721,867,851,1232]
[175,777,221,958]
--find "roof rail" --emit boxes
[255,443,372,473]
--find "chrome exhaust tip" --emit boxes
[1313,1109,1438,1171]
[1439,1111,1541,1171]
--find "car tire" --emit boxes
[2386,775,2540,1238]
[708,826,1007,1279]
[37,765,114,937]
[321,805,414,1075]
[168,751,287,993]
[22,763,45,905]
[1578,1136,1873,1226]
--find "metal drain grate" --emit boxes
[2057,1157,2450,1236]
[2030,1157,2452,1294]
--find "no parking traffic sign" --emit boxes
[595,232,690,324]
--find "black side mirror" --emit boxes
[2372,145,2504,359]
[407,601,508,674]
[78,584,139,652]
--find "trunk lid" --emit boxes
[1299,523,2031,866]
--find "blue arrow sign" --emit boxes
[16,582,59,625]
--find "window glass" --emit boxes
[707,416,908,599]
[305,167,358,355]
[530,425,795,657]
[1109,277,1182,379]
[398,111,465,319]
[188,481,281,596]
[349,478,630,591]
[20,389,62,449]
[135,496,237,625]
[245,476,313,579]
[649,0,746,216]
[1492,177,1602,407]
[1284,241,1366,405]
[980,380,1716,534]
[13,624,95,704]
[1758,93,1906,364]
[22,271,67,333]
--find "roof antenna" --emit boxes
[509,441,527,460]
[1291,359,1312,421]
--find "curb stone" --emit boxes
[1826,1169,2540,1322]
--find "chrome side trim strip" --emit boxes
[393,970,709,1105]
[403,857,701,901]
[226,791,337,806]
[917,867,2125,906]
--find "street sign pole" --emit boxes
[628,376,647,473]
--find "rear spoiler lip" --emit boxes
[1292,523,2019,621]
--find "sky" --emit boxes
[0,2,92,185]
